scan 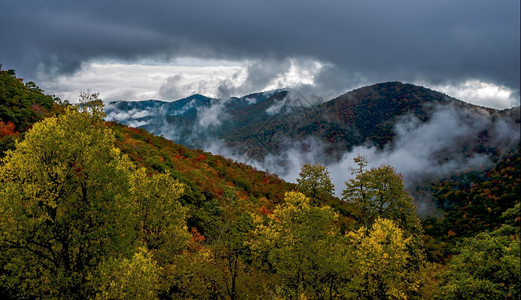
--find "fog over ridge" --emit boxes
[201,102,519,215]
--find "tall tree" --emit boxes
[131,168,190,265]
[342,155,422,238]
[296,162,335,206]
[0,105,137,298]
[344,217,420,299]
[250,191,348,299]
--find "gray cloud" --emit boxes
[1,0,519,98]
[215,59,292,98]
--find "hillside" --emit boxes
[0,67,296,235]
[0,68,58,155]
[107,82,520,203]
[105,90,282,148]
[427,144,520,238]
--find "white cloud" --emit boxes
[204,103,519,216]
[262,58,325,91]
[127,120,151,128]
[244,97,257,104]
[419,79,519,109]
[37,59,245,102]
[265,89,321,115]
[36,57,332,103]
[36,57,519,111]
[106,108,152,121]
[197,100,228,128]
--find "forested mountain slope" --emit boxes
[0,67,519,299]
[107,82,519,164]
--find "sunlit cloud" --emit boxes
[419,80,519,110]
[263,59,326,91]
[37,57,330,103]
[37,58,520,111]
[37,59,245,102]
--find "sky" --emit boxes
[1,0,519,109]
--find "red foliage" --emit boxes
[187,227,206,252]
[195,154,207,162]
[30,104,47,116]
[191,227,206,243]
[260,205,273,216]
[128,127,142,135]
[0,121,18,138]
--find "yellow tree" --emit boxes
[345,217,419,299]
[250,191,348,299]
[131,168,190,265]
[0,106,138,298]
[93,247,162,300]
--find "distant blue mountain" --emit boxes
[105,89,287,147]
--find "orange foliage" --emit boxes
[195,154,207,162]
[188,227,206,252]
[0,121,18,137]
[128,127,142,135]
[260,205,273,216]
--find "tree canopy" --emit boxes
[296,162,335,206]
[0,104,188,298]
[250,191,347,299]
[342,155,422,238]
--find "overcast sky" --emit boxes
[1,0,519,108]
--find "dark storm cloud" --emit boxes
[1,0,519,93]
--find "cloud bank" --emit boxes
[1,0,519,108]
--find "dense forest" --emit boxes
[0,67,519,299]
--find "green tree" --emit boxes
[296,162,335,206]
[436,226,520,299]
[206,211,254,300]
[250,191,348,299]
[342,155,421,237]
[174,213,257,300]
[0,106,137,298]
[131,168,190,265]
[93,247,161,300]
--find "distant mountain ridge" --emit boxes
[106,82,519,165]
[106,90,283,145]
